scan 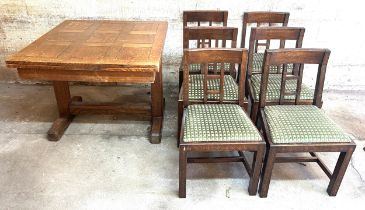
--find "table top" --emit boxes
[6,20,168,72]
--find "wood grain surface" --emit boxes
[6,20,168,73]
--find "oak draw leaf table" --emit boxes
[6,20,168,144]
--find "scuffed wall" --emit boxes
[0,0,364,89]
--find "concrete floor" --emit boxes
[0,82,364,210]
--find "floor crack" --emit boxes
[225,187,231,198]
[350,157,365,185]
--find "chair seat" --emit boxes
[183,104,262,142]
[186,75,238,101]
[252,53,293,74]
[264,105,352,144]
[251,74,314,101]
[189,63,232,73]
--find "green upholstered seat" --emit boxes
[252,53,294,74]
[251,74,314,101]
[189,63,232,73]
[264,105,352,144]
[187,75,238,101]
[183,104,262,142]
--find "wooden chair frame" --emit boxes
[183,10,228,61]
[256,48,356,197]
[183,26,238,49]
[238,11,289,86]
[247,27,306,123]
[183,10,228,27]
[179,10,228,89]
[179,48,265,198]
[177,27,244,142]
[179,26,238,88]
[240,11,289,49]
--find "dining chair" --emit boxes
[177,27,244,144]
[179,48,265,198]
[247,27,307,123]
[241,11,289,49]
[178,26,237,88]
[256,48,356,197]
[239,11,289,82]
[179,10,229,89]
[183,10,228,27]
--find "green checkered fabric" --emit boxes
[183,104,262,142]
[188,75,238,101]
[252,53,293,74]
[252,53,264,73]
[264,105,352,144]
[189,63,232,73]
[251,74,314,101]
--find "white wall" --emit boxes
[1,0,364,90]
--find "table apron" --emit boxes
[17,68,156,83]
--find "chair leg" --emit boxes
[250,103,259,124]
[179,69,183,89]
[327,149,355,196]
[179,146,187,198]
[259,148,276,198]
[244,78,250,98]
[177,101,183,147]
[248,147,265,195]
[256,111,263,131]
[236,65,241,83]
[231,71,237,82]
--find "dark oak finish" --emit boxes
[177,44,247,145]
[256,48,356,197]
[179,26,238,88]
[240,11,289,49]
[183,10,228,62]
[247,27,305,123]
[177,27,242,141]
[183,26,237,49]
[183,10,228,27]
[179,10,228,89]
[69,102,151,116]
[179,49,265,198]
[6,20,168,143]
[247,27,304,76]
[239,11,289,93]
[182,49,246,107]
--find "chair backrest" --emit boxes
[182,48,248,107]
[258,48,331,108]
[183,10,228,27]
[241,11,289,49]
[183,26,238,49]
[247,26,305,76]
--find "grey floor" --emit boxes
[0,83,364,210]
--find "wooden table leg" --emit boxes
[47,81,79,141]
[150,62,164,144]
